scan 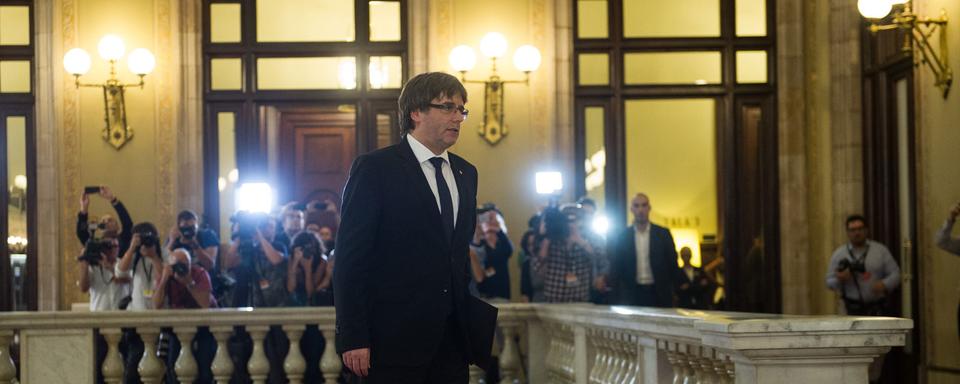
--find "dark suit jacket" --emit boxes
[333,137,482,367]
[609,223,678,307]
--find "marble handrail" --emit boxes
[0,304,912,384]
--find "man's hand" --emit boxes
[836,269,852,282]
[98,186,116,202]
[872,281,886,296]
[168,225,182,245]
[950,202,960,220]
[130,233,142,249]
[593,275,607,291]
[80,193,90,214]
[159,264,173,284]
[342,347,370,377]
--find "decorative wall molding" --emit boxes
[58,0,82,310]
[154,0,176,234]
[35,0,61,311]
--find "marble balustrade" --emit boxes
[0,304,910,384]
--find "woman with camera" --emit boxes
[532,205,606,303]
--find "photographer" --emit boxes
[77,235,129,311]
[154,249,216,309]
[532,205,607,303]
[165,210,219,271]
[78,186,134,259]
[275,204,305,249]
[287,231,326,306]
[223,212,289,308]
[116,222,165,310]
[825,215,901,316]
[472,205,513,300]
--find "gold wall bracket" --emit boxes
[460,58,530,146]
[73,60,146,149]
[869,6,952,97]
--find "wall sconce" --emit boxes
[859,0,952,97]
[449,32,541,145]
[63,35,156,149]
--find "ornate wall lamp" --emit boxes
[858,0,952,97]
[449,32,541,145]
[62,35,156,149]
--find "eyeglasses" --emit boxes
[427,103,469,118]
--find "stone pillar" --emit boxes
[283,325,306,384]
[319,329,342,384]
[0,331,16,384]
[100,329,125,384]
[137,328,166,384]
[246,326,270,384]
[174,327,198,384]
[210,326,235,384]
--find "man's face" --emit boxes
[318,226,333,242]
[630,194,651,224]
[846,220,868,245]
[103,237,120,260]
[100,215,120,233]
[409,94,465,154]
[283,211,304,233]
[178,218,198,236]
[680,248,692,264]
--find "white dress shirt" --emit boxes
[634,224,654,285]
[408,135,460,223]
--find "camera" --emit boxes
[179,225,197,239]
[230,211,262,241]
[78,239,112,266]
[837,258,866,274]
[140,231,159,248]
[172,262,190,277]
[292,235,319,259]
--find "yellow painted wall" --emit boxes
[441,0,555,301]
[916,0,960,378]
[59,0,177,308]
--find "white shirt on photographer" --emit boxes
[115,254,161,310]
[88,265,130,311]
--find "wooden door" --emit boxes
[276,106,356,209]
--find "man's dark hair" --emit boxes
[177,210,199,224]
[132,222,162,256]
[846,214,867,228]
[398,72,468,136]
[542,207,570,242]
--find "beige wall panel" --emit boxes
[57,0,178,309]
[437,0,556,300]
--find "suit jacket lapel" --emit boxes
[396,138,449,249]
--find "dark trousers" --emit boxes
[626,284,658,307]
[360,317,468,384]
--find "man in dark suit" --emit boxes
[334,72,491,383]
[610,193,678,307]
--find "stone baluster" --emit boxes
[138,328,166,384]
[587,330,603,384]
[563,333,576,381]
[0,331,14,384]
[696,348,720,384]
[711,355,728,384]
[319,329,342,384]
[598,331,613,384]
[499,324,521,384]
[283,325,306,384]
[173,327,198,384]
[210,326,235,384]
[625,334,640,383]
[468,364,485,384]
[247,326,270,384]
[684,345,700,384]
[100,329,124,384]
[724,357,735,384]
[613,333,630,383]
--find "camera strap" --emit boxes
[845,243,869,304]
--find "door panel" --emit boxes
[275,106,356,208]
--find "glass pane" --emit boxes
[257,57,356,90]
[577,0,608,39]
[578,53,609,86]
[736,50,767,83]
[376,112,394,149]
[625,99,717,266]
[7,116,28,311]
[583,106,606,210]
[0,60,30,93]
[369,56,402,89]
[217,112,237,244]
[623,0,719,38]
[210,3,242,43]
[211,58,243,90]
[0,6,30,45]
[736,0,767,36]
[624,52,721,85]
[256,0,355,42]
[369,1,401,41]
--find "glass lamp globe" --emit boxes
[63,48,92,75]
[858,0,893,19]
[479,32,508,59]
[513,45,542,73]
[127,48,156,75]
[98,35,126,61]
[449,45,477,72]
